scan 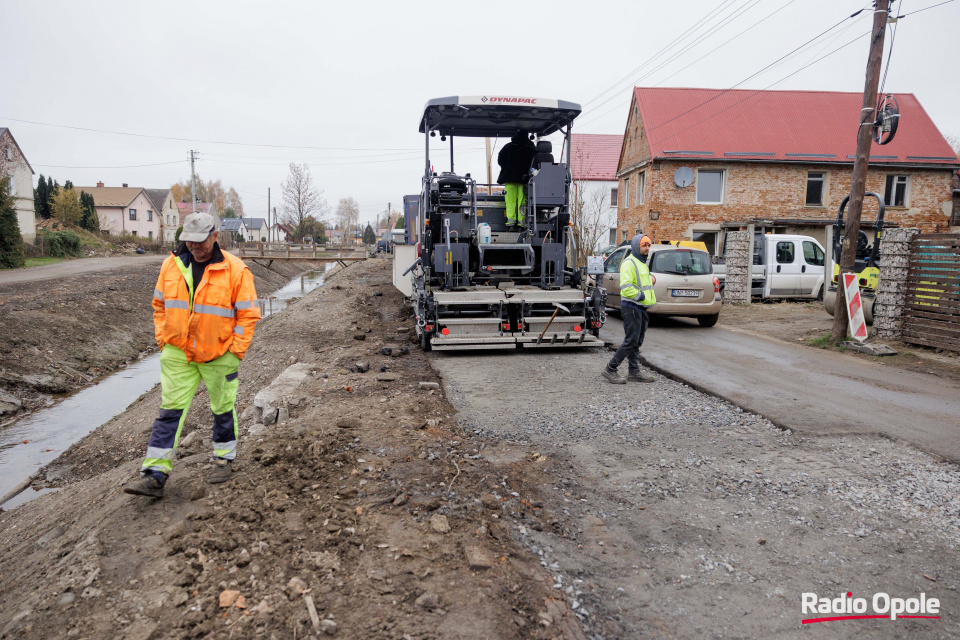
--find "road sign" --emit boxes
[843,273,869,342]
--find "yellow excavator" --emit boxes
[824,192,885,323]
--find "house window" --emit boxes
[148,231,153,240]
[806,172,825,206]
[129,209,137,220]
[4,147,12,161]
[610,188,618,207]
[692,230,719,255]
[621,229,628,243]
[5,174,15,196]
[696,169,724,204]
[131,230,137,237]
[622,178,630,208]
[636,171,645,206]
[884,174,909,207]
[147,210,153,221]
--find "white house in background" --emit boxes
[144,189,178,243]
[241,217,267,242]
[220,218,247,241]
[0,127,36,243]
[77,183,162,239]
[570,133,623,250]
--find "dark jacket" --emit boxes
[497,138,536,184]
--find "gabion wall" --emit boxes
[722,230,750,305]
[874,227,921,340]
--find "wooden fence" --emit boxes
[902,234,960,352]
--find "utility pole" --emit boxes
[266,188,271,244]
[189,150,198,213]
[387,202,391,231]
[831,0,891,341]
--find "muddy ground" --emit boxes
[0,260,586,640]
[1,260,958,639]
[0,257,317,414]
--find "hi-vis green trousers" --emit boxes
[141,345,240,481]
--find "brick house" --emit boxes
[570,133,623,250]
[0,128,36,243]
[78,183,162,239]
[616,88,960,254]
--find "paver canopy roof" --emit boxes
[420,96,581,138]
[633,87,960,166]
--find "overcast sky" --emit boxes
[5,0,958,226]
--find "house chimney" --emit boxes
[122,183,128,188]
[97,181,104,187]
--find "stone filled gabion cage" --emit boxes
[874,228,920,340]
[722,230,751,305]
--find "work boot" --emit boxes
[208,458,233,484]
[628,370,656,383]
[123,475,165,498]
[601,368,626,384]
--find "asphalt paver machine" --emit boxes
[406,96,606,351]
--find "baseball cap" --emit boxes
[180,212,218,242]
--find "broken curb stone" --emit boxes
[419,382,440,390]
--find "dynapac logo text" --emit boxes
[484,97,538,104]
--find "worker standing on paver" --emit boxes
[603,234,657,384]
[497,132,537,231]
[124,212,260,498]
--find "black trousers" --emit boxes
[608,304,649,373]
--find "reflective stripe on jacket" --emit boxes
[152,247,260,363]
[619,254,656,307]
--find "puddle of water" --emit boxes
[0,263,335,509]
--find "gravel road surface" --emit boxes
[432,325,960,638]
[0,255,166,285]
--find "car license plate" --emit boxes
[671,289,699,297]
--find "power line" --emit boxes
[32,160,185,169]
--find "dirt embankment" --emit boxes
[0,260,582,640]
[0,257,317,413]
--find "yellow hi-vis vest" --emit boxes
[620,254,656,307]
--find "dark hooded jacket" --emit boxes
[496,135,537,184]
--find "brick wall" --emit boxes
[615,159,955,243]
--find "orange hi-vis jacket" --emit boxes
[152,244,260,363]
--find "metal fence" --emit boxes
[902,234,960,352]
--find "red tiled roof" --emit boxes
[632,87,960,167]
[571,134,623,181]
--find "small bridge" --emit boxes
[237,243,367,266]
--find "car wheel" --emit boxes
[697,313,720,328]
[816,285,824,302]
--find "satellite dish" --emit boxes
[674,167,694,188]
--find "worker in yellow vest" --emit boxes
[603,234,657,384]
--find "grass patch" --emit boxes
[25,257,71,267]
[807,333,837,348]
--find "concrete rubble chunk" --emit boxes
[286,577,308,596]
[841,341,897,356]
[0,390,23,415]
[430,514,450,533]
[254,363,312,425]
[355,361,370,373]
[179,431,198,449]
[219,590,241,608]
[376,374,396,382]
[419,382,440,390]
[464,546,494,570]
[415,591,440,609]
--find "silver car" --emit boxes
[600,244,722,327]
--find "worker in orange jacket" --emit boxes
[125,212,260,498]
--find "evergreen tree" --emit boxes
[362,223,376,245]
[64,180,73,190]
[34,174,46,217]
[79,191,100,232]
[395,216,405,229]
[0,177,26,269]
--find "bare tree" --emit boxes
[281,163,327,229]
[335,197,359,243]
[945,133,960,159]
[570,180,611,267]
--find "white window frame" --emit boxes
[147,210,153,221]
[6,174,16,196]
[884,174,910,208]
[622,178,630,209]
[610,188,618,207]
[129,209,137,220]
[805,171,826,207]
[636,171,645,206]
[695,169,725,205]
